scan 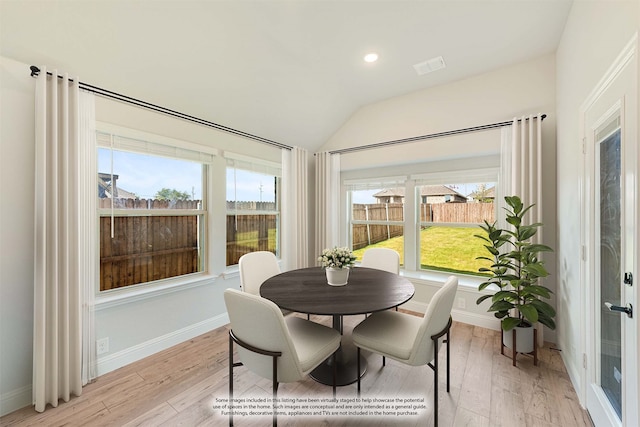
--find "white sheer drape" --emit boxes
[500,114,544,345]
[33,68,94,411]
[315,152,340,258]
[281,147,309,270]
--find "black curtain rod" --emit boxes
[29,66,293,151]
[328,114,546,155]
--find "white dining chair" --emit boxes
[224,288,341,426]
[238,251,281,296]
[360,247,401,314]
[352,275,458,427]
[239,251,298,317]
[360,247,400,274]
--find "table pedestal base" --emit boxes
[310,346,367,386]
[310,314,366,386]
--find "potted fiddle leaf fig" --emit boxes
[475,196,555,360]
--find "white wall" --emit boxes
[318,54,558,341]
[0,56,36,416]
[556,0,640,407]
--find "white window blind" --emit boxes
[97,132,215,164]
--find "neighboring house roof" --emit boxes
[373,185,466,199]
[373,188,405,198]
[98,172,137,199]
[420,185,465,198]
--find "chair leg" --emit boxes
[332,352,337,398]
[382,356,386,367]
[272,354,278,427]
[229,335,234,427]
[357,347,361,397]
[446,329,450,393]
[433,337,439,427]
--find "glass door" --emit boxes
[583,39,638,426]
[595,118,623,420]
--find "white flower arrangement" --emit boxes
[318,246,357,269]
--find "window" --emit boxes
[226,156,281,266]
[346,178,405,264]
[346,168,498,277]
[416,180,496,275]
[97,132,213,292]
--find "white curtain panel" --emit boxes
[33,68,90,411]
[79,91,97,385]
[314,152,340,259]
[500,114,544,345]
[510,114,543,243]
[281,146,309,270]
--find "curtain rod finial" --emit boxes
[30,65,40,77]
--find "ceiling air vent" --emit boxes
[413,56,446,76]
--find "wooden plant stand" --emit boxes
[501,328,538,367]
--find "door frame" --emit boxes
[580,33,639,427]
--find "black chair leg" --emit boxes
[229,335,234,427]
[382,356,386,367]
[272,355,278,427]
[446,329,450,393]
[332,352,337,397]
[433,337,439,427]
[357,347,361,397]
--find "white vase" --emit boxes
[502,323,535,354]
[325,267,349,286]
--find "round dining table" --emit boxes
[260,266,415,386]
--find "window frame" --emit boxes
[95,124,217,298]
[344,164,500,279]
[225,154,282,266]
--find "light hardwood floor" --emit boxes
[1,313,592,426]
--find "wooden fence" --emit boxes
[100,201,279,288]
[99,197,493,288]
[352,202,494,250]
[98,199,200,209]
[100,215,200,291]
[226,214,277,266]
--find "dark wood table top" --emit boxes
[260,266,415,316]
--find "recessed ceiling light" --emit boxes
[364,53,379,63]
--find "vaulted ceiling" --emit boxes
[0,0,573,151]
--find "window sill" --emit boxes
[95,273,218,310]
[400,269,494,293]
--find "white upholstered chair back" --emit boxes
[360,248,400,274]
[224,288,303,382]
[408,275,458,366]
[239,251,281,295]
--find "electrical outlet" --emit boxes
[457,297,466,309]
[97,338,109,355]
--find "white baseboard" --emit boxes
[0,384,31,417]
[97,313,230,377]
[401,300,500,330]
[451,308,501,330]
[563,351,586,407]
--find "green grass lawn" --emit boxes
[353,226,491,276]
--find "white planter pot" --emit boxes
[325,267,349,286]
[502,323,535,354]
